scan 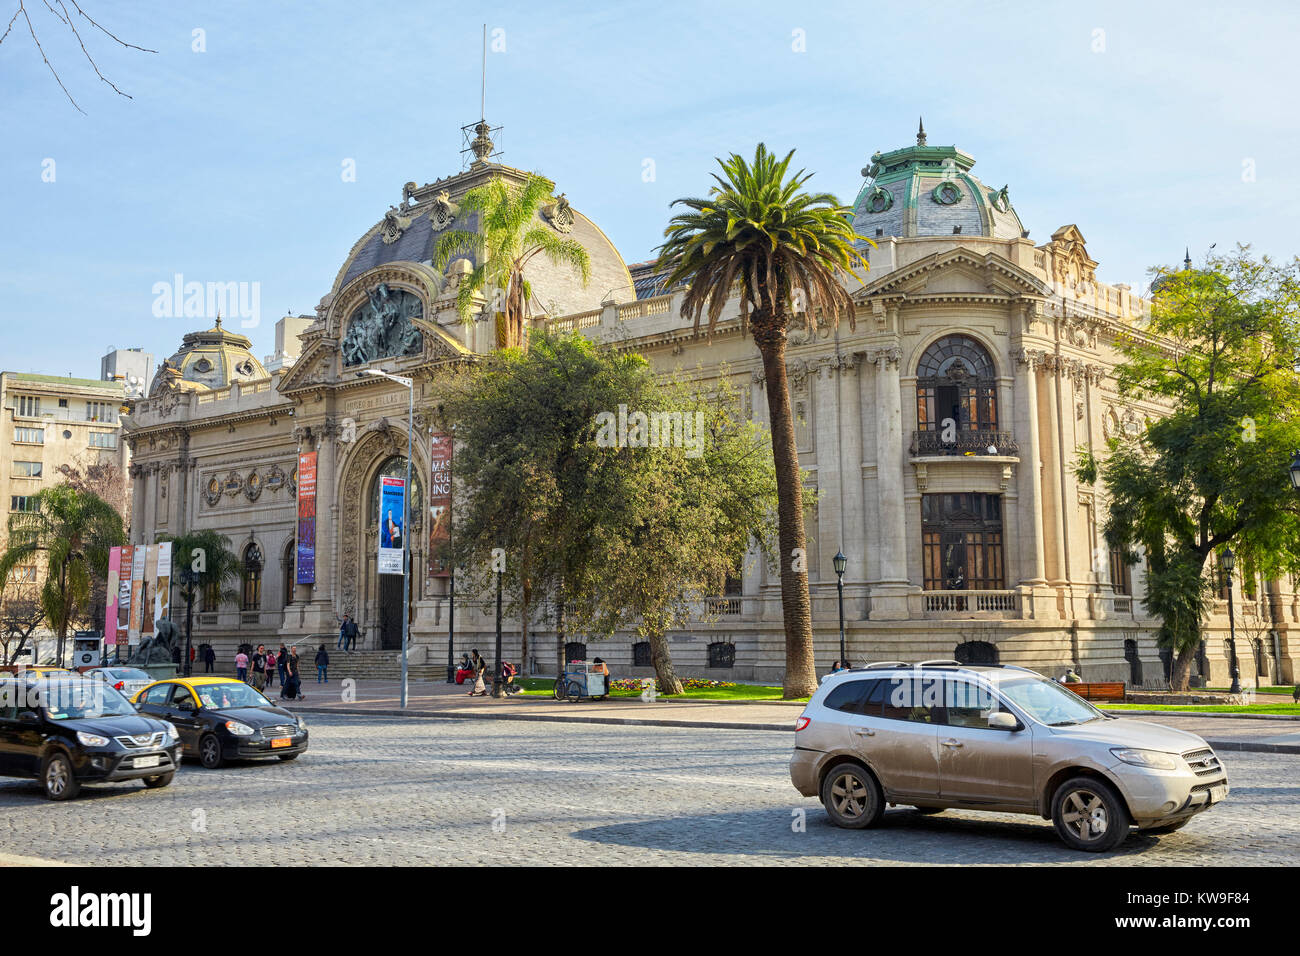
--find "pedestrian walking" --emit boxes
[337,615,349,651]
[467,649,487,697]
[277,643,289,687]
[264,649,276,689]
[280,646,304,701]
[250,644,268,692]
[315,644,329,683]
[234,649,249,682]
[344,617,359,653]
[202,644,215,673]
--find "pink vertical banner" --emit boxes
[105,547,121,637]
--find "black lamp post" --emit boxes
[833,551,847,669]
[1221,546,1241,695]
[445,566,457,683]
[1289,450,1300,492]
[491,558,504,698]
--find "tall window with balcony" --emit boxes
[16,396,40,417]
[922,493,1005,593]
[914,336,1009,456]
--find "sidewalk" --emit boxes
[280,677,1300,753]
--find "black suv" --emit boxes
[0,677,181,800]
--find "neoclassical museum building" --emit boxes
[121,123,1298,686]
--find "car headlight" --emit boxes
[224,720,255,736]
[1110,748,1178,770]
[162,721,179,741]
[296,716,307,731]
[76,731,110,747]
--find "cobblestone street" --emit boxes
[0,715,1295,866]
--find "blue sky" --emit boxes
[1,0,1296,376]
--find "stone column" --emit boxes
[1013,348,1050,611]
[1042,356,1067,589]
[813,358,842,584]
[869,344,909,619]
[129,462,147,545]
[839,353,866,620]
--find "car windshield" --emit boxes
[998,676,1105,726]
[36,681,137,720]
[195,683,271,710]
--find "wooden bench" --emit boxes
[1060,681,1126,702]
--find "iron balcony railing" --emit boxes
[910,429,1019,457]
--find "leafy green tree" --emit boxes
[1098,247,1300,690]
[0,485,124,666]
[432,173,591,350]
[657,143,870,698]
[434,332,659,674]
[433,332,779,689]
[161,530,242,675]
[569,376,780,693]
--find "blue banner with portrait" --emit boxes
[378,476,405,575]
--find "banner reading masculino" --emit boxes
[297,452,317,585]
[428,432,452,577]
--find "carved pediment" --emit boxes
[856,248,1049,302]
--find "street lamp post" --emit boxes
[492,560,504,698]
[1288,450,1300,492]
[1222,547,1241,695]
[833,551,847,669]
[362,369,414,709]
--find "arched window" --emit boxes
[281,539,295,609]
[242,542,263,611]
[915,335,999,442]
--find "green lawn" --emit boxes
[1205,686,1297,696]
[1101,702,1300,716]
[515,676,807,702]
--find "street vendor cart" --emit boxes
[554,661,609,702]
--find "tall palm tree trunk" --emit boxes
[755,325,817,699]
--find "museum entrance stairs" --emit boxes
[323,649,445,682]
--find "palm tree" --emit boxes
[432,173,592,350]
[657,144,871,698]
[0,485,125,666]
[161,530,242,676]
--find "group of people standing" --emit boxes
[233,643,307,700]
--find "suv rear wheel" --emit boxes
[820,762,884,829]
[1052,776,1130,852]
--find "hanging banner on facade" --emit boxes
[378,476,405,575]
[154,541,173,626]
[142,545,157,636]
[116,545,132,648]
[428,433,452,577]
[297,451,317,585]
[128,546,146,644]
[105,547,121,644]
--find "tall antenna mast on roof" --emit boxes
[462,23,501,167]
[481,23,487,121]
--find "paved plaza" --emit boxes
[0,715,1295,866]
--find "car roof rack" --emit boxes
[858,661,909,670]
[916,659,962,667]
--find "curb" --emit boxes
[1101,709,1300,721]
[291,705,792,732]
[292,705,1300,751]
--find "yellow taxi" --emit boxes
[131,676,308,768]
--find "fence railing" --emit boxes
[910,429,1019,457]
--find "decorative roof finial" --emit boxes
[1183,247,1192,270]
[917,116,927,147]
[215,313,222,330]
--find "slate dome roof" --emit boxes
[852,121,1026,247]
[329,144,635,315]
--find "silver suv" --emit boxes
[790,661,1229,851]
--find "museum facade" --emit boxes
[121,124,1299,685]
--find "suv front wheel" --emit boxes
[820,762,884,829]
[1051,776,1130,852]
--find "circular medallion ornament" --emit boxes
[931,181,963,205]
[861,186,893,214]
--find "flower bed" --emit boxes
[609,677,738,693]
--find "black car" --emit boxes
[0,677,181,800]
[132,678,308,768]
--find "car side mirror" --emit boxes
[988,711,1020,731]
[17,710,40,723]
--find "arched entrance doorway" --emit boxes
[368,456,423,650]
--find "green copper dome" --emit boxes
[852,120,1025,246]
